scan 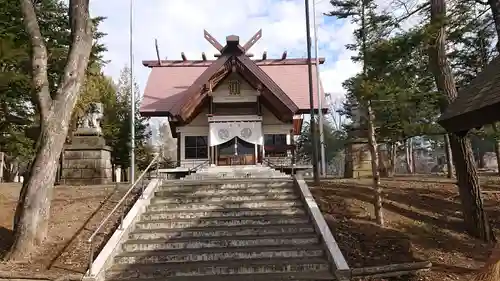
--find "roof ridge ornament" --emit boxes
[204,29,223,52]
[242,29,262,52]
[203,29,262,56]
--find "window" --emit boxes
[184,136,208,159]
[213,103,257,115]
[264,134,287,157]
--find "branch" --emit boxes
[55,0,93,105]
[395,2,431,24]
[474,0,488,5]
[20,0,52,119]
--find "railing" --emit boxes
[160,159,209,170]
[86,153,161,276]
[188,159,210,173]
[263,157,292,174]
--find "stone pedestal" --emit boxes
[344,140,372,178]
[61,135,112,185]
[344,127,392,178]
[344,127,371,178]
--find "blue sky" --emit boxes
[89,0,362,106]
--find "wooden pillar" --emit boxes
[176,134,181,167]
[254,143,258,164]
[0,151,4,183]
[290,129,296,167]
[210,146,217,165]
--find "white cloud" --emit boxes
[89,0,361,105]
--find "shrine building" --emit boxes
[139,30,326,169]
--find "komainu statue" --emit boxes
[76,103,103,135]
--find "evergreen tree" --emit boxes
[101,66,151,179]
[0,0,107,181]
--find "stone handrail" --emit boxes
[294,174,351,280]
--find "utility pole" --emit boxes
[312,0,327,177]
[129,0,135,183]
[305,0,320,184]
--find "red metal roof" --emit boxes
[140,58,327,116]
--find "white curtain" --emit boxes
[236,122,262,145]
[209,122,235,146]
[209,122,263,147]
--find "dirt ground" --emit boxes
[310,174,500,281]
[0,182,139,279]
[0,175,499,280]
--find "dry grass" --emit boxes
[0,182,139,279]
[310,174,500,281]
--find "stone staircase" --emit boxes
[189,165,289,179]
[104,166,338,281]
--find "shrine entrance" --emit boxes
[217,137,257,166]
[209,121,262,166]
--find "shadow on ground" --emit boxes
[310,180,494,279]
[0,227,13,259]
[0,184,141,278]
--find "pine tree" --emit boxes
[428,0,494,242]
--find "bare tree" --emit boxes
[6,0,93,260]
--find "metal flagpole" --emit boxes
[312,0,327,177]
[305,0,320,184]
[129,0,135,183]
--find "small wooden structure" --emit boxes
[438,57,500,132]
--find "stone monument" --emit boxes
[344,101,372,178]
[344,101,390,178]
[61,103,113,185]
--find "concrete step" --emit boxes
[107,271,334,281]
[122,233,320,252]
[106,258,331,279]
[135,215,310,230]
[128,224,316,240]
[187,176,290,180]
[147,199,303,212]
[157,183,292,192]
[190,172,285,175]
[150,193,300,204]
[141,207,306,220]
[161,178,293,187]
[155,186,295,196]
[115,244,325,264]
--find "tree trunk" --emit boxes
[478,150,486,169]
[411,141,417,173]
[492,124,500,176]
[7,0,93,261]
[367,102,383,226]
[3,157,19,183]
[429,0,494,242]
[471,242,500,281]
[9,117,68,260]
[474,2,500,278]
[444,133,454,178]
[449,134,494,241]
[388,142,396,177]
[405,138,414,174]
[0,152,4,183]
[359,0,383,226]
[488,0,500,51]
[486,0,500,178]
